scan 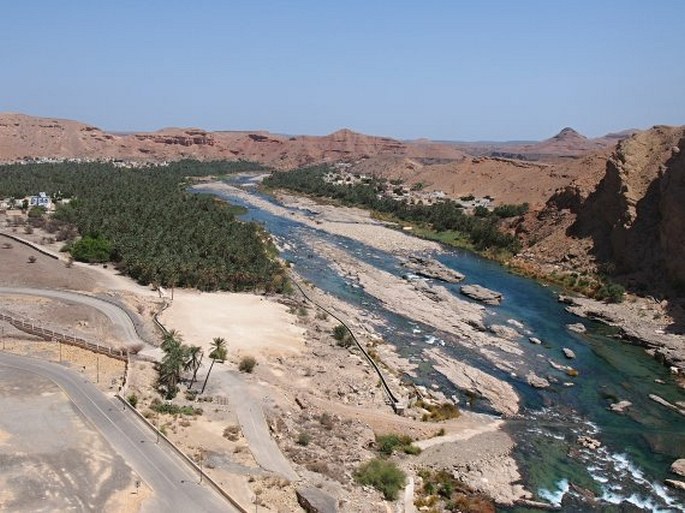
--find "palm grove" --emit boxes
[0,160,288,292]
[0,160,283,400]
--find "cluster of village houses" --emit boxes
[325,167,493,210]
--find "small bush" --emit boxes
[319,412,335,430]
[376,434,421,456]
[127,393,139,408]
[355,458,406,501]
[296,432,311,446]
[332,323,354,348]
[595,282,625,303]
[150,399,202,416]
[416,400,460,422]
[332,323,349,341]
[239,355,257,373]
[223,425,241,441]
[493,203,529,218]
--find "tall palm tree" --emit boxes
[200,337,227,394]
[161,329,183,352]
[159,340,185,399]
[184,345,204,390]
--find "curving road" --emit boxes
[211,370,298,481]
[0,285,298,489]
[0,286,142,346]
[0,351,235,512]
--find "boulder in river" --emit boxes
[567,322,586,334]
[578,436,601,451]
[609,400,632,414]
[664,479,685,492]
[671,458,685,477]
[649,394,685,416]
[562,348,576,359]
[529,337,543,345]
[402,256,465,283]
[526,372,550,389]
[460,284,503,305]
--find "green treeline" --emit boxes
[0,160,288,292]
[263,166,522,254]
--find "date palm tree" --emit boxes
[159,337,186,399]
[184,345,203,389]
[200,337,227,394]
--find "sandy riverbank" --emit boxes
[193,181,441,254]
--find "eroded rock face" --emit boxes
[571,126,685,289]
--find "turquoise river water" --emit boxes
[197,176,685,512]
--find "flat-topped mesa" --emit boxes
[460,284,503,305]
[402,255,465,283]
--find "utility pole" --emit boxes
[96,355,100,383]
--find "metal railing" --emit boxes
[290,279,404,412]
[0,311,128,361]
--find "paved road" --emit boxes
[0,286,141,346]
[0,352,235,512]
[211,370,298,481]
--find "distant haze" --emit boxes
[1,1,684,140]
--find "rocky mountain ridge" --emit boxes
[0,113,466,169]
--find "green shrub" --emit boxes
[27,206,46,218]
[493,203,529,218]
[150,399,202,416]
[332,323,349,341]
[297,432,311,446]
[70,234,113,263]
[127,393,138,408]
[595,282,625,303]
[354,458,406,500]
[416,400,460,422]
[375,434,421,456]
[239,355,257,373]
[332,323,353,347]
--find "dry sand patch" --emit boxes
[160,290,304,357]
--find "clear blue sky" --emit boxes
[2,1,684,140]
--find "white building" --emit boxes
[29,192,51,208]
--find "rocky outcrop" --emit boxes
[402,256,465,283]
[567,323,586,334]
[427,348,519,417]
[460,285,503,305]
[664,479,685,492]
[526,372,550,389]
[671,458,685,477]
[609,400,632,414]
[570,126,685,290]
[296,487,338,513]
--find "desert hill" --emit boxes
[0,113,466,168]
[347,149,611,208]
[454,127,637,160]
[0,113,639,210]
